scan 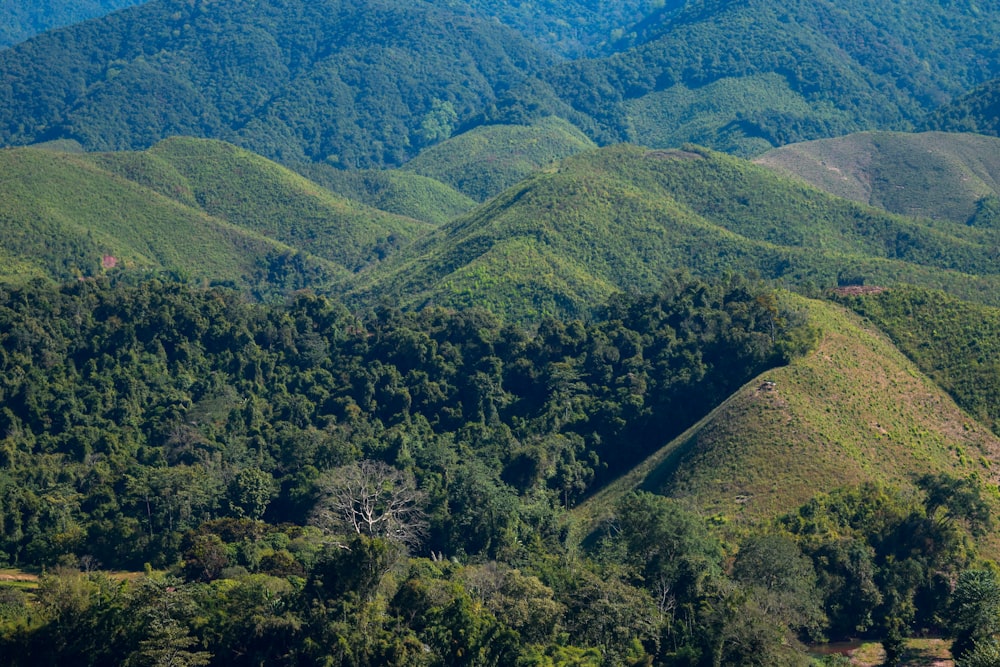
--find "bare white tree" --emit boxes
[310,460,427,549]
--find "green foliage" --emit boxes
[925,77,1000,138]
[0,144,345,294]
[402,117,597,202]
[0,0,559,168]
[540,0,1000,153]
[0,274,805,570]
[292,164,477,224]
[350,144,1000,323]
[835,286,1000,435]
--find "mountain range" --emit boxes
[3,1,1000,662]
[2,0,1000,168]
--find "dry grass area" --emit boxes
[847,639,952,667]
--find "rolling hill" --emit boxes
[400,116,598,202]
[291,165,477,225]
[0,138,434,293]
[581,292,1000,524]
[344,144,1000,320]
[0,145,342,291]
[754,131,1000,224]
[87,137,433,271]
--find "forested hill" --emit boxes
[0,0,142,48]
[344,144,1000,320]
[0,0,560,168]
[924,76,1000,138]
[542,0,1000,154]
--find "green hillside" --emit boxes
[583,294,1000,524]
[755,131,1000,224]
[835,286,1000,436]
[541,0,1000,154]
[89,137,433,271]
[400,116,598,201]
[345,144,1000,320]
[293,164,476,224]
[0,146,343,291]
[0,0,558,168]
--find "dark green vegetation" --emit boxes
[835,286,1000,436]
[0,0,559,168]
[346,144,1000,321]
[0,276,997,665]
[539,0,1000,154]
[925,77,1000,139]
[0,0,142,48]
[756,132,1000,224]
[2,0,999,168]
[426,0,669,58]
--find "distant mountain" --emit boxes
[0,0,142,48]
[583,294,1000,522]
[0,138,431,293]
[541,0,1000,154]
[3,0,998,168]
[755,131,1000,224]
[0,0,559,168]
[344,144,1000,320]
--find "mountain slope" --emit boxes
[582,294,1000,524]
[754,131,1000,224]
[400,116,598,202]
[0,0,559,168]
[291,165,477,225]
[0,146,343,290]
[542,0,1000,154]
[834,286,1000,436]
[88,137,433,271]
[345,144,1000,320]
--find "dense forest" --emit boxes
[2,0,1000,165]
[0,276,995,666]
